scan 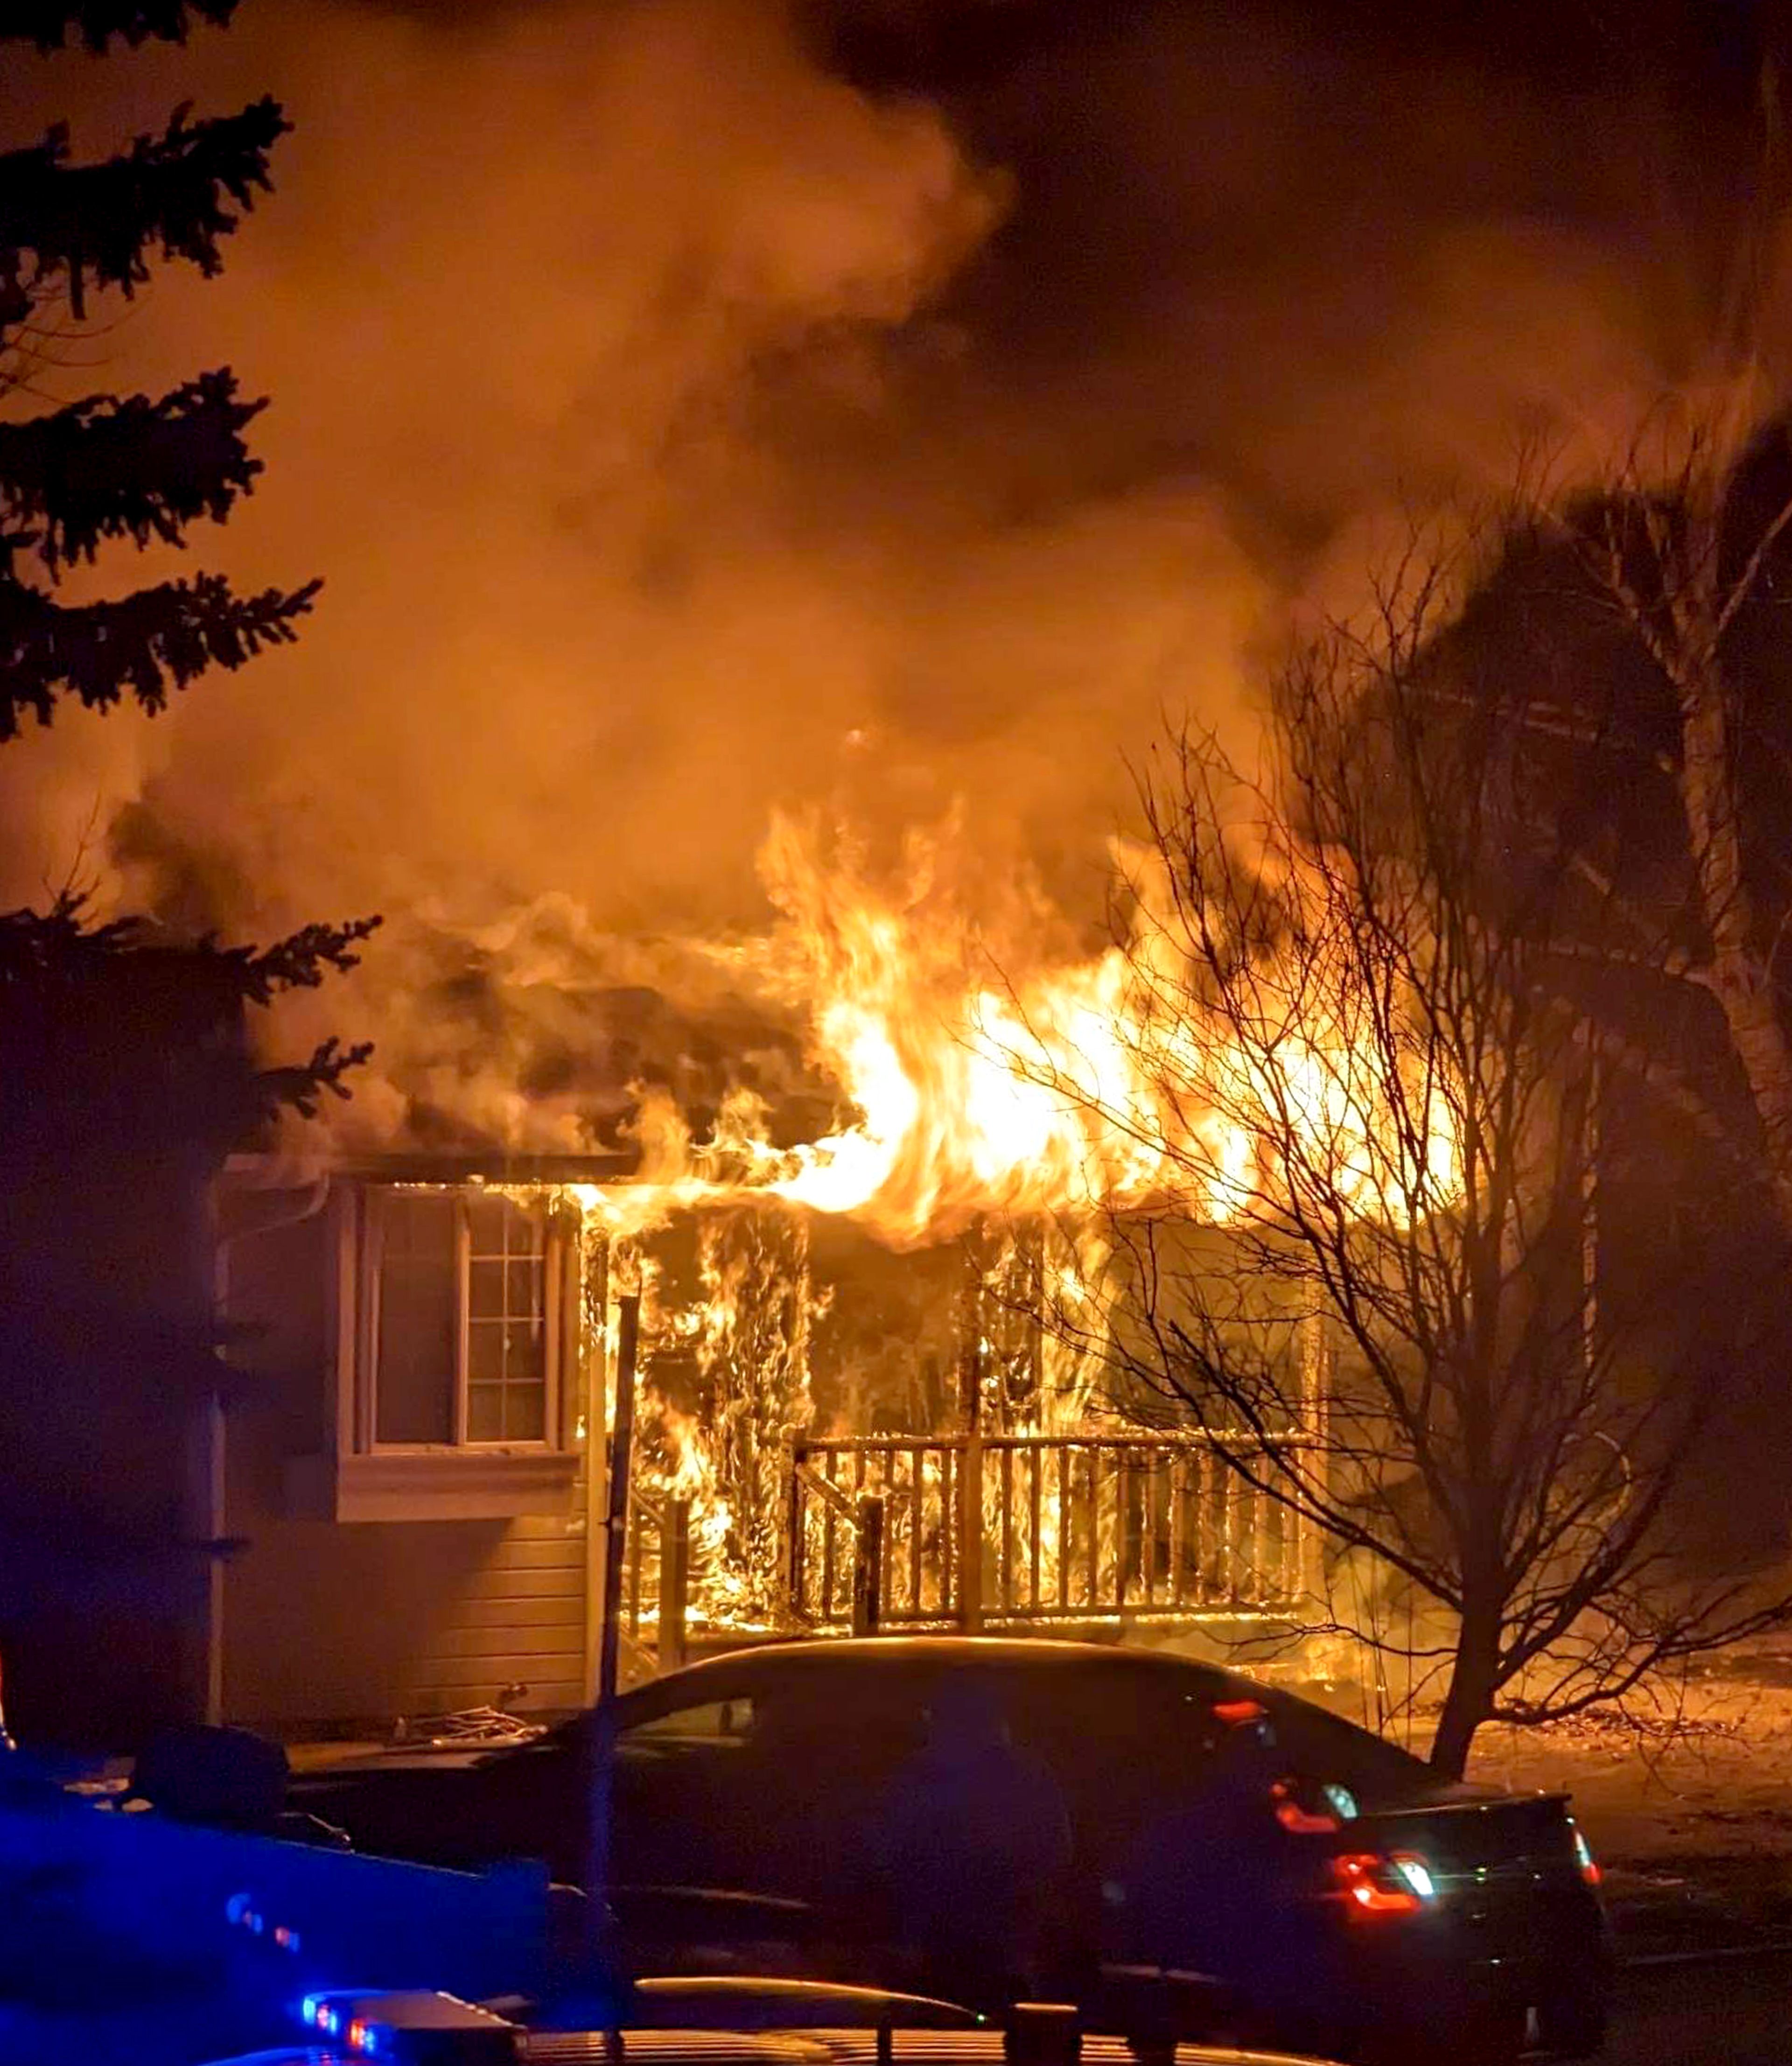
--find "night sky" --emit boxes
[0,0,1782,1135]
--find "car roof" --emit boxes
[622,1636,1253,1705]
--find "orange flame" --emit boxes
[562,809,1459,1637]
[603,809,1462,1243]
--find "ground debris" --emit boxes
[1532,1705,1746,1748]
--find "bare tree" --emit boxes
[1512,80,1792,1237]
[1029,547,1787,1776]
[1562,392,1792,1236]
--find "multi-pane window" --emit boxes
[375,1192,460,1443]
[367,1189,558,1448]
[466,1196,548,1440]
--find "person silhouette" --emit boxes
[1107,1699,1334,2046]
[868,1677,1074,2010]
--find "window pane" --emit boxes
[467,1319,504,1382]
[383,1192,450,1258]
[377,1190,554,1451]
[504,1387,545,1441]
[375,1195,456,1443]
[469,1260,504,1317]
[504,1319,546,1382]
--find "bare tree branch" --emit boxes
[1009,515,1788,1774]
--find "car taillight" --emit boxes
[1570,1819,1601,1887]
[1330,1849,1438,1914]
[1276,1796,1338,1833]
[1272,1778,1340,1833]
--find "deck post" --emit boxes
[959,1429,984,1633]
[659,1495,690,1670]
[596,1292,639,1707]
[852,1493,885,1637]
[957,1251,985,1633]
[786,1443,808,1625]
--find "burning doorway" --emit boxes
[590,1194,1317,1656]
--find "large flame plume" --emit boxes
[574,806,1460,1246]
[548,805,1458,1634]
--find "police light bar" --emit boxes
[296,1989,520,2062]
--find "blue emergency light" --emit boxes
[295,1989,520,2062]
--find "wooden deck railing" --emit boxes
[621,1489,691,1676]
[788,1433,1306,1631]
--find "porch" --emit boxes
[619,1427,1313,1674]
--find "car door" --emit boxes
[609,1680,767,1893]
[611,1662,931,1917]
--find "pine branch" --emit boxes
[216,914,385,1006]
[259,1036,376,1118]
[0,568,321,734]
[4,3,237,51]
[0,897,381,1001]
[0,98,288,326]
[0,896,381,1134]
[0,369,266,573]
[0,896,129,979]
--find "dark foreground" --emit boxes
[1608,1944,1792,2065]
[0,1937,1785,2064]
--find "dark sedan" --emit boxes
[294,1639,1610,2064]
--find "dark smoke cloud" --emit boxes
[0,0,1755,1146]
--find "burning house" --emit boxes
[203,816,1332,1734]
[213,1177,1319,1732]
[11,0,1789,1776]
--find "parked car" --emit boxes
[293,1638,1611,2063]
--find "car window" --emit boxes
[610,1691,769,1890]
[1258,1690,1439,1807]
[621,1695,756,1748]
[749,1674,928,1778]
[1003,1667,1216,1777]
[904,1664,1211,1867]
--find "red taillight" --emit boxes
[1273,1779,1340,1833]
[1277,1798,1340,1833]
[1329,1850,1435,1914]
[1570,1821,1601,1887]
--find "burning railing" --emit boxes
[788,1431,1308,1630]
[620,1485,693,1678]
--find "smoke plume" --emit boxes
[0,0,1750,1152]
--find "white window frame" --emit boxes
[317,1182,584,1522]
[358,1185,564,1454]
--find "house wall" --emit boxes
[218,1189,592,1735]
[222,1509,587,1731]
